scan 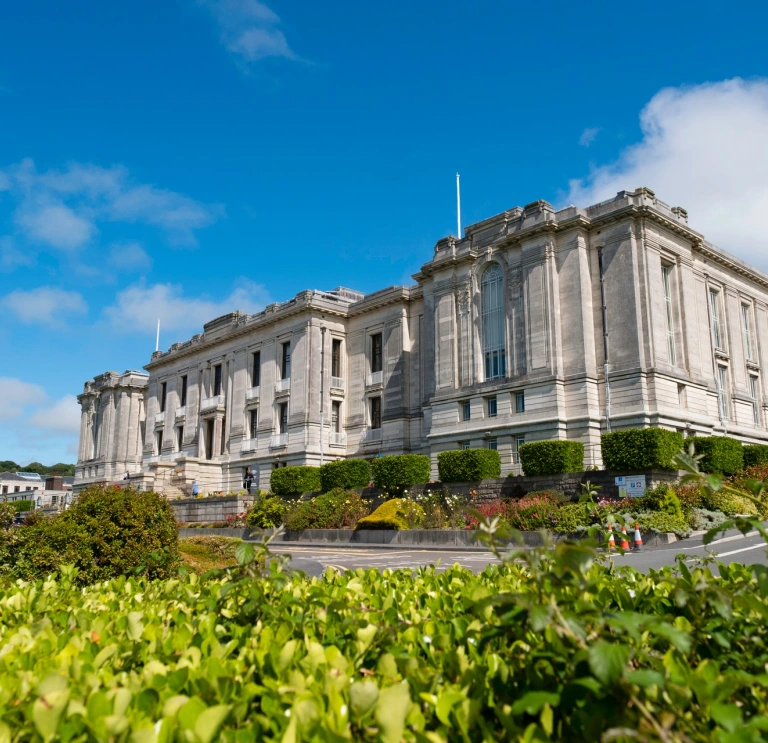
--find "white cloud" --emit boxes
[0,378,47,420]
[28,394,81,435]
[1,158,222,252]
[201,0,296,63]
[103,278,270,336]
[565,78,768,268]
[0,237,35,271]
[108,241,153,274]
[579,127,600,147]
[0,286,88,326]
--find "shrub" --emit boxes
[640,485,683,518]
[0,503,15,528]
[518,440,584,476]
[371,454,431,493]
[270,465,321,496]
[10,499,34,513]
[437,449,501,482]
[600,428,684,470]
[284,489,369,530]
[354,498,424,530]
[689,435,744,476]
[551,503,593,533]
[702,490,758,516]
[1,485,179,584]
[673,482,703,513]
[743,444,768,467]
[246,494,289,529]
[409,487,468,528]
[504,493,563,531]
[319,459,371,491]
[628,511,691,538]
[687,508,728,531]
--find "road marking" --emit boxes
[715,543,767,558]
[677,531,760,550]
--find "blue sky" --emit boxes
[2,0,768,465]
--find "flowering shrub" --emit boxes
[284,489,369,530]
[246,495,288,529]
[406,486,467,528]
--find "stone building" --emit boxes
[75,188,768,495]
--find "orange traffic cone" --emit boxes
[619,525,630,550]
[633,523,644,551]
[607,525,616,551]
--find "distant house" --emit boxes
[0,472,42,500]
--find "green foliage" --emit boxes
[743,444,768,467]
[319,458,371,491]
[600,427,684,470]
[284,489,369,530]
[518,440,584,476]
[354,498,424,530]
[371,454,431,493]
[550,503,593,533]
[673,483,703,513]
[3,517,768,741]
[703,489,759,516]
[178,536,243,574]
[0,503,14,529]
[688,508,728,531]
[270,465,322,496]
[246,494,289,529]
[10,499,34,513]
[437,449,501,482]
[689,435,744,476]
[408,487,467,529]
[0,485,179,584]
[641,485,684,518]
[0,460,75,476]
[628,511,692,538]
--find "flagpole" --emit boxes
[155,319,160,352]
[456,172,461,238]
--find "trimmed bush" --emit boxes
[743,444,768,468]
[354,498,424,530]
[640,485,684,518]
[371,454,430,493]
[601,428,684,470]
[284,489,369,530]
[246,494,288,528]
[437,449,501,482]
[518,440,584,476]
[689,436,744,476]
[11,499,34,513]
[551,503,593,533]
[270,465,321,496]
[319,459,371,491]
[629,511,691,539]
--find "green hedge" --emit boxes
[601,428,684,470]
[519,440,584,476]
[319,459,371,491]
[11,499,34,513]
[689,435,744,476]
[270,466,321,496]
[371,454,431,493]
[743,444,768,467]
[437,449,501,482]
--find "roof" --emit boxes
[0,471,40,483]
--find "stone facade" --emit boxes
[75,188,768,496]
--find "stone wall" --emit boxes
[171,494,254,523]
[357,469,679,503]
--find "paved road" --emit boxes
[274,528,768,577]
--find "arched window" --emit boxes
[481,263,506,380]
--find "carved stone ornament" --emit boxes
[456,282,471,314]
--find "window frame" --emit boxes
[281,343,291,381]
[159,381,167,413]
[370,333,383,374]
[717,365,729,421]
[750,375,760,425]
[741,303,754,362]
[279,402,288,434]
[481,263,507,380]
[213,364,223,396]
[661,264,676,365]
[487,438,498,451]
[462,400,471,421]
[370,396,382,430]
[514,391,525,414]
[252,351,261,388]
[709,289,722,351]
[331,338,342,378]
[331,400,341,433]
[486,396,498,418]
[249,408,259,438]
[179,375,188,407]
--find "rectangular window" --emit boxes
[1,486,5,494]
[250,408,259,438]
[709,289,722,350]
[220,417,227,455]
[332,401,341,433]
[717,365,729,421]
[462,401,471,421]
[14,486,20,493]
[370,397,382,429]
[252,351,261,387]
[331,339,342,378]
[160,381,167,413]
[513,436,525,464]
[213,364,222,396]
[515,391,525,413]
[279,402,288,434]
[487,438,498,451]
[742,304,753,361]
[460,441,471,450]
[662,264,676,365]
[487,396,497,418]
[155,430,163,454]
[180,375,188,407]
[281,342,291,380]
[750,375,760,425]
[176,425,184,452]
[678,383,687,409]
[205,419,214,460]
[371,333,383,374]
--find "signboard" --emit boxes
[615,475,646,498]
